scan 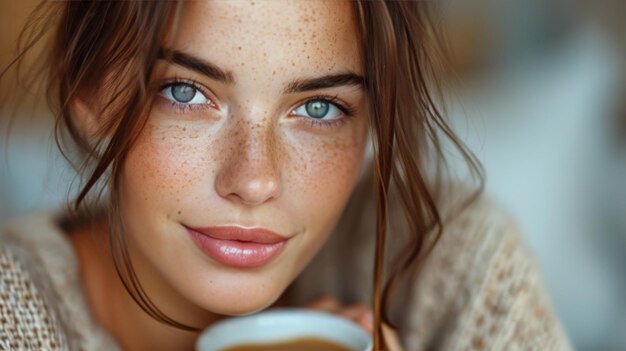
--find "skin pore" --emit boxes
[70,1,370,350]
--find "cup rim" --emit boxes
[196,307,373,351]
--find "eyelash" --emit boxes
[291,95,356,130]
[158,79,356,129]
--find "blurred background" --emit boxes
[1,1,625,350]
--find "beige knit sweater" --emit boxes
[0,194,572,350]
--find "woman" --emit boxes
[0,1,571,350]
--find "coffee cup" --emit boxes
[196,308,373,351]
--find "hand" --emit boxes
[304,295,404,351]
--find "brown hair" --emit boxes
[354,2,482,347]
[5,1,483,349]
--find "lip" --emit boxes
[185,225,290,268]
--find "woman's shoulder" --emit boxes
[409,188,529,309]
[0,211,121,351]
[0,214,71,350]
[0,212,79,306]
[436,187,525,260]
[403,190,572,350]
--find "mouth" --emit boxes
[184,225,290,268]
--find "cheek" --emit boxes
[298,142,362,200]
[121,123,211,215]
[284,128,367,231]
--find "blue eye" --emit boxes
[292,99,343,120]
[160,82,209,105]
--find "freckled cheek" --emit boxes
[122,126,214,210]
[287,140,365,223]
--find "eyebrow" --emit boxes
[158,48,366,92]
[158,48,234,83]
[284,73,366,94]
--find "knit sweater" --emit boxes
[0,194,572,350]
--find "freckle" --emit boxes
[237,46,242,50]
[177,210,182,215]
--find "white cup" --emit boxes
[196,308,373,351]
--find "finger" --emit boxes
[303,295,342,313]
[337,304,373,333]
[339,303,369,321]
[355,310,374,334]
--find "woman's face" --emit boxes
[118,0,368,316]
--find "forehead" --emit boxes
[171,0,362,78]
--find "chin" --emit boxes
[186,275,287,317]
[208,296,274,316]
[215,301,274,317]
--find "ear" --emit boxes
[71,96,100,138]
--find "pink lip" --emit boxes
[185,226,289,268]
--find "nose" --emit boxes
[214,119,281,206]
